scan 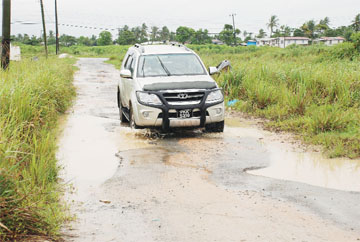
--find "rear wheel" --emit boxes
[118,90,128,123]
[205,121,224,133]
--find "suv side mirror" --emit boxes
[120,69,132,78]
[208,66,218,75]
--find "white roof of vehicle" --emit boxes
[134,44,193,55]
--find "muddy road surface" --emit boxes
[58,58,360,242]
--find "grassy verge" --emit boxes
[0,57,76,240]
[198,44,360,158]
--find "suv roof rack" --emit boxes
[133,41,191,53]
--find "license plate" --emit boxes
[178,109,191,119]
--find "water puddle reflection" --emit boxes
[248,140,360,192]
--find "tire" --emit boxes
[129,106,140,129]
[205,121,224,133]
[118,90,128,123]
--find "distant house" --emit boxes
[276,37,310,48]
[257,38,277,47]
[212,39,224,45]
[247,40,257,46]
[313,37,345,46]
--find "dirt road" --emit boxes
[58,58,360,242]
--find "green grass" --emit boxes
[198,44,360,158]
[0,57,76,240]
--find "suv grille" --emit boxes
[162,92,205,105]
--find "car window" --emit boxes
[137,54,206,77]
[125,56,133,71]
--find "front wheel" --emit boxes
[205,121,224,133]
[129,106,140,129]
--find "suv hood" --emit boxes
[138,75,217,91]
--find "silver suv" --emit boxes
[117,43,225,132]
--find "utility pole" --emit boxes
[55,0,59,55]
[230,13,237,46]
[40,0,48,58]
[1,0,11,70]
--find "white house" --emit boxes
[276,37,310,48]
[256,38,277,47]
[313,37,345,46]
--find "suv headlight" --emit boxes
[206,90,224,104]
[136,92,162,105]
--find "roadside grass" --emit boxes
[199,43,360,158]
[0,57,76,240]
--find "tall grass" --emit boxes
[0,57,76,240]
[200,43,360,158]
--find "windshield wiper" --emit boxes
[157,56,171,76]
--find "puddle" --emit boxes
[248,141,360,192]
[58,115,119,187]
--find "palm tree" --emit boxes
[150,26,159,42]
[301,20,316,39]
[319,17,330,27]
[243,30,248,39]
[267,15,279,37]
[257,29,266,38]
[352,14,360,32]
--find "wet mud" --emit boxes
[58,58,360,242]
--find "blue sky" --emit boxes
[3,0,360,37]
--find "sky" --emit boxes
[2,0,360,38]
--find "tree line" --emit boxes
[12,13,360,47]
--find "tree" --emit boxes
[301,20,316,39]
[78,36,92,46]
[351,32,360,51]
[267,15,279,37]
[219,24,235,45]
[59,34,76,47]
[257,29,266,38]
[191,29,212,44]
[218,24,240,45]
[140,23,148,43]
[293,28,305,37]
[159,26,170,41]
[176,26,195,44]
[316,17,330,36]
[48,30,56,45]
[117,25,136,45]
[150,26,159,41]
[352,14,360,32]
[131,26,142,43]
[97,31,112,46]
[170,32,176,41]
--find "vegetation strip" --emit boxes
[195,42,360,158]
[0,57,76,240]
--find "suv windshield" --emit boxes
[137,54,206,77]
